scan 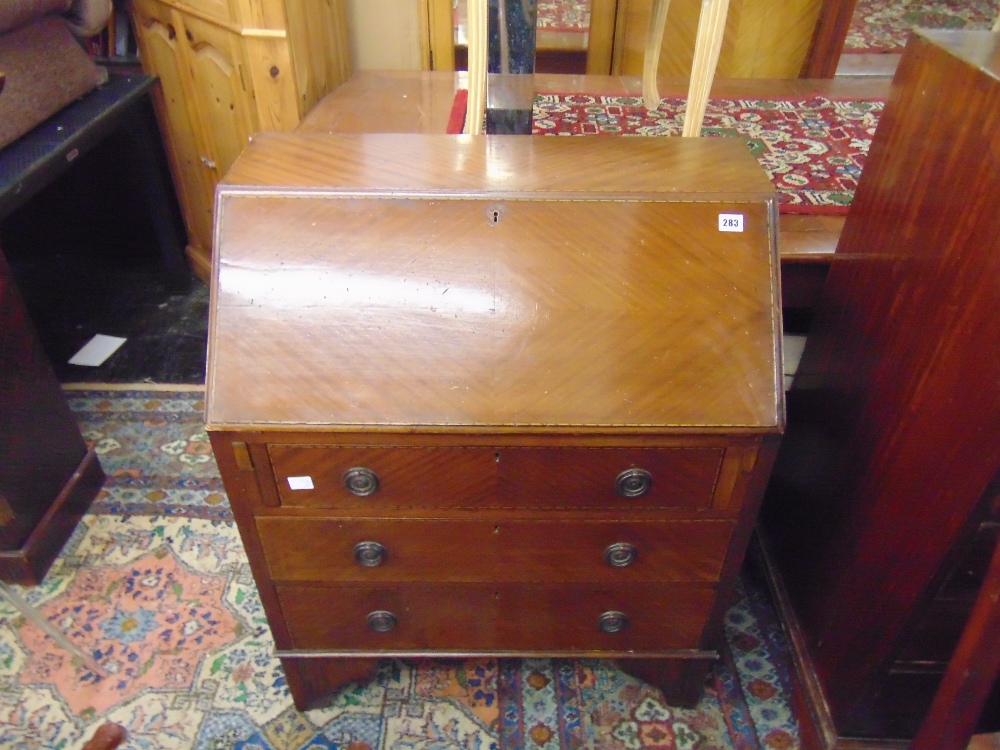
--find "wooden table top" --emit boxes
[297,71,894,262]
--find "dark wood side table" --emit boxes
[0,70,187,583]
[0,70,189,291]
[0,248,105,584]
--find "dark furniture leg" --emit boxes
[0,249,104,584]
[619,658,712,708]
[281,657,380,712]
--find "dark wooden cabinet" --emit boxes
[205,133,784,711]
[0,250,104,584]
[760,30,1000,746]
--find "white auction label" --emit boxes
[718,213,745,232]
[287,476,315,490]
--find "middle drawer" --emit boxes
[256,517,735,584]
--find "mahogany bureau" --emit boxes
[205,133,785,710]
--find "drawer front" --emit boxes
[498,447,722,510]
[276,583,716,652]
[256,517,735,583]
[267,445,722,511]
[269,446,498,508]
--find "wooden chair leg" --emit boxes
[642,0,672,111]
[81,722,127,750]
[682,0,730,137]
[464,0,488,135]
[911,533,1000,750]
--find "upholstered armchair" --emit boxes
[0,0,112,150]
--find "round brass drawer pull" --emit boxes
[366,610,397,633]
[343,467,380,496]
[604,542,638,568]
[353,541,387,567]
[615,468,653,498]
[597,610,630,634]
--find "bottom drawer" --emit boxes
[275,582,716,653]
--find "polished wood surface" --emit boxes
[209,134,781,432]
[208,134,783,710]
[296,70,892,273]
[761,31,1000,744]
[276,582,718,652]
[257,517,735,582]
[267,445,723,510]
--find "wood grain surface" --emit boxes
[207,132,784,710]
[256,516,736,582]
[275,581,717,652]
[266,444,723,510]
[762,30,1000,741]
[207,134,782,433]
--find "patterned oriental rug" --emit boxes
[450,92,884,215]
[537,0,591,32]
[844,0,1000,53]
[0,388,803,749]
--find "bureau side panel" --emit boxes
[208,432,296,649]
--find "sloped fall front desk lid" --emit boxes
[205,133,784,434]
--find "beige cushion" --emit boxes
[0,0,71,35]
[0,15,108,151]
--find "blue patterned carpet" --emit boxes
[0,388,804,749]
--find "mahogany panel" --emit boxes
[208,140,781,432]
[256,517,735,583]
[218,131,775,198]
[269,445,497,508]
[0,249,104,583]
[208,134,783,707]
[279,657,378,712]
[268,444,723,511]
[497,447,722,511]
[276,582,716,652]
[761,31,1000,742]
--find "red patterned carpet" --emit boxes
[844,0,1000,53]
[450,92,884,214]
[537,0,591,32]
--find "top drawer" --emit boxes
[267,445,723,511]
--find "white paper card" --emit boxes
[782,334,807,391]
[287,476,314,490]
[68,334,127,366]
[718,213,745,232]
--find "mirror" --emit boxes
[834,0,1000,76]
[452,0,597,74]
